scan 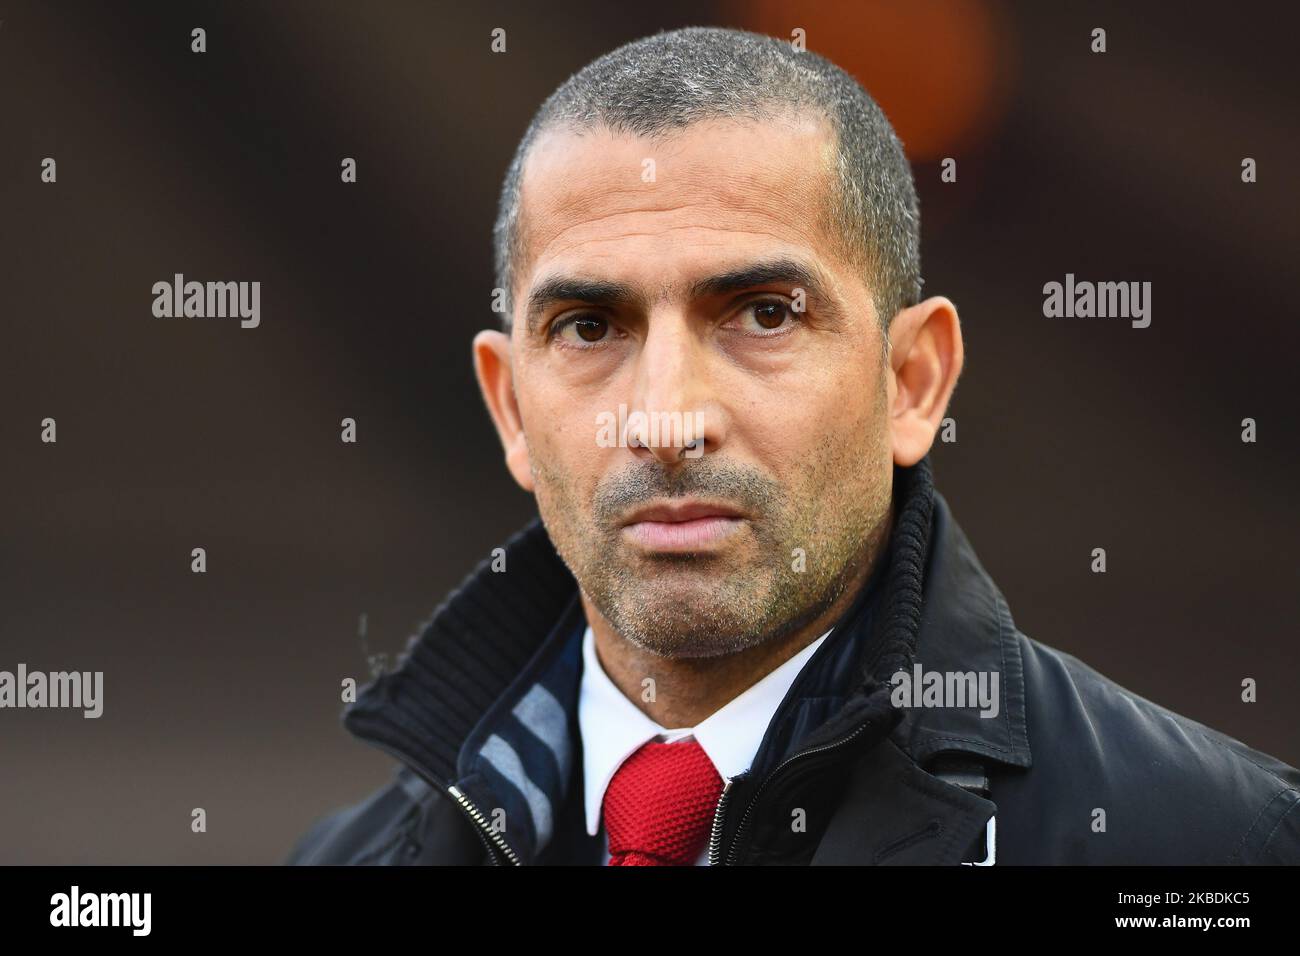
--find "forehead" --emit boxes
[514,113,847,302]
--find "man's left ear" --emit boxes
[886,295,964,466]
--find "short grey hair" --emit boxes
[492,26,922,338]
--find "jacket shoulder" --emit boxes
[1008,632,1300,864]
[285,766,485,865]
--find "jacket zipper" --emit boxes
[447,785,522,866]
[706,778,735,865]
[713,721,872,865]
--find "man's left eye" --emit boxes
[737,299,797,333]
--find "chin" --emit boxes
[618,625,756,661]
[601,582,776,659]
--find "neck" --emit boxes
[583,508,894,728]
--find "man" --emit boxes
[287,27,1299,865]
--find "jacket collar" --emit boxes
[342,455,1032,862]
[890,477,1033,770]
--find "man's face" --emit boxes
[501,114,896,659]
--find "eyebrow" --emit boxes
[688,258,824,301]
[524,277,648,335]
[523,257,838,335]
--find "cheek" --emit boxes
[739,364,883,449]
[517,387,601,491]
[739,376,887,497]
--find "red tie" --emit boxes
[602,738,725,866]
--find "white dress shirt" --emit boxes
[578,624,831,865]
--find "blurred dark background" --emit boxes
[1,0,1296,863]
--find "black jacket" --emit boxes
[286,457,1300,865]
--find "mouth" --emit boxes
[619,499,748,552]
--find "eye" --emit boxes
[734,297,798,335]
[551,313,612,346]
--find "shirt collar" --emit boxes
[578,623,830,837]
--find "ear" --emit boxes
[885,296,964,466]
[472,329,535,492]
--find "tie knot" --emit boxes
[602,738,724,866]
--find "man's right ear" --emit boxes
[472,329,535,492]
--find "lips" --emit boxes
[620,499,747,551]
[621,500,746,526]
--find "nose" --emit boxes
[624,311,725,466]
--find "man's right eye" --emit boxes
[552,314,611,345]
